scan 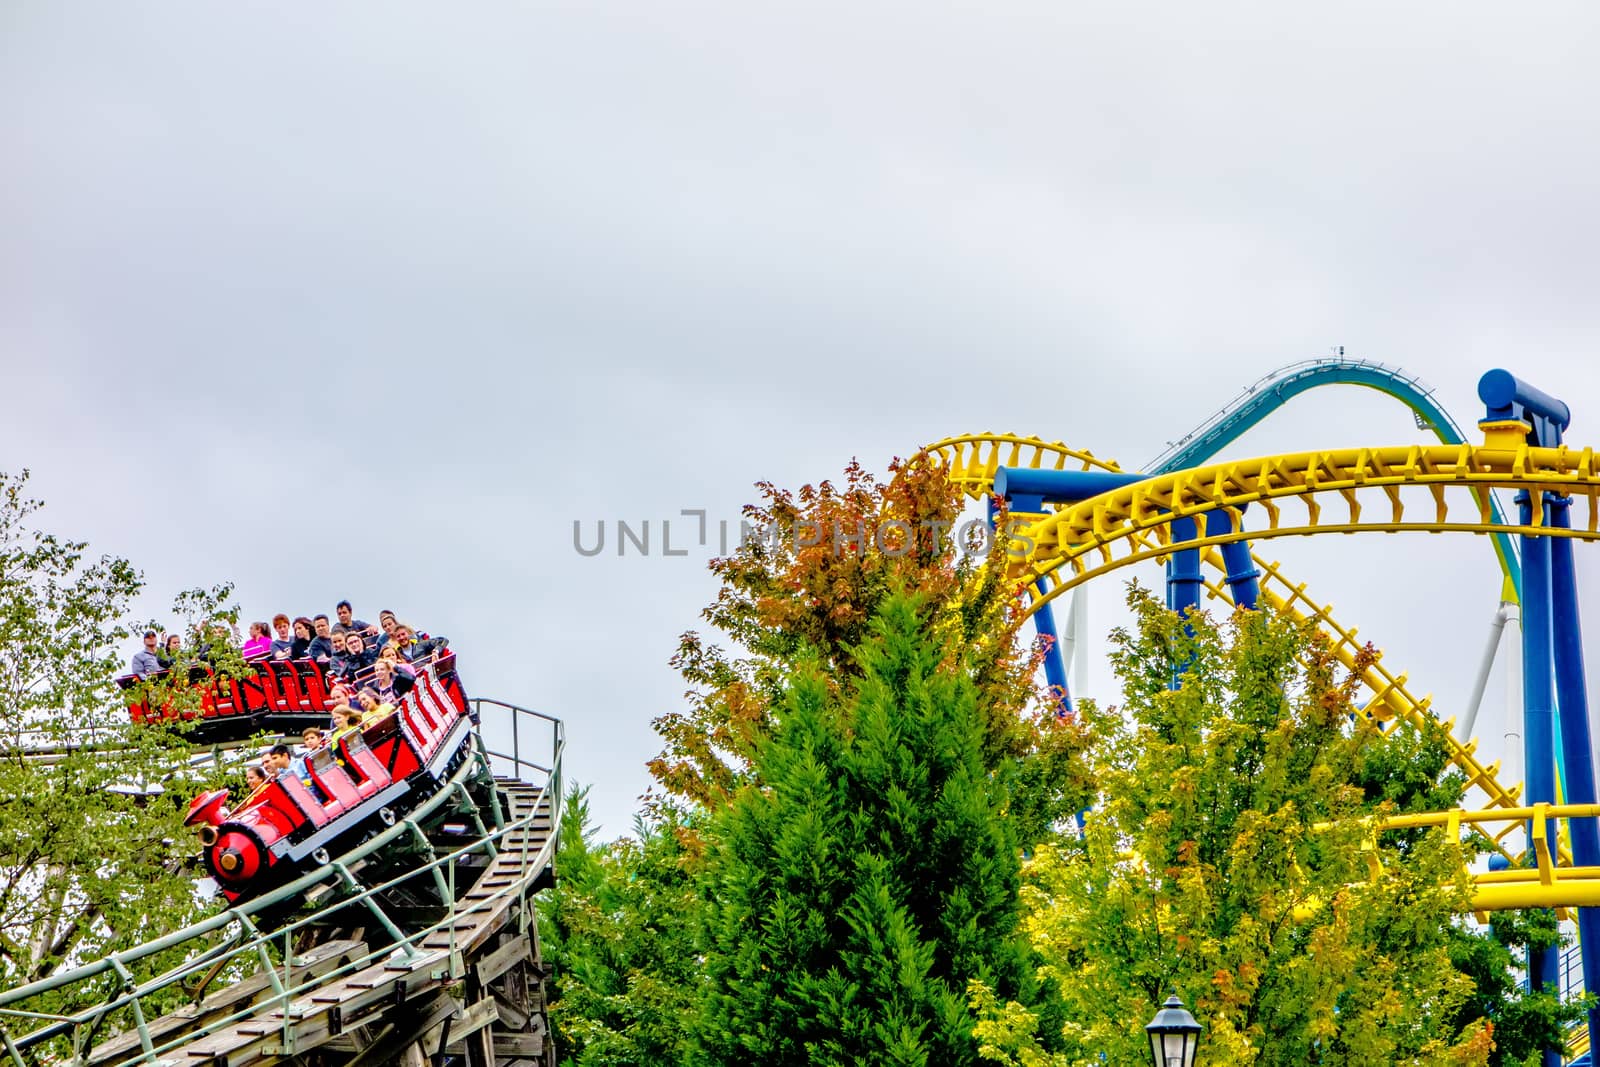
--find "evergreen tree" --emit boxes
[650,456,1090,842]
[540,787,703,1065]
[549,458,1089,1063]
[697,591,1031,1066]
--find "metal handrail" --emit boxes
[474,697,564,789]
[0,698,561,1064]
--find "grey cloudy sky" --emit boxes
[4,2,1600,834]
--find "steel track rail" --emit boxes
[925,436,1530,806]
[1009,441,1600,608]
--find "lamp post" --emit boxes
[1145,995,1202,1067]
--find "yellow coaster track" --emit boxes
[924,432,1584,876]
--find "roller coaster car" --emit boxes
[181,663,474,905]
[121,654,469,743]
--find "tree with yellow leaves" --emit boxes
[972,584,1581,1066]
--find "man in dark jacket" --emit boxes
[308,614,335,663]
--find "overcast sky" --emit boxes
[4,2,1600,835]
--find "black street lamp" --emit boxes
[1145,995,1202,1067]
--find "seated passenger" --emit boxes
[394,624,448,664]
[199,620,239,665]
[329,708,365,746]
[269,740,323,799]
[290,617,314,660]
[296,730,330,802]
[325,683,360,724]
[376,644,418,682]
[130,630,162,676]
[241,621,272,660]
[157,633,183,669]
[327,632,351,676]
[265,743,295,780]
[342,633,376,675]
[270,614,293,659]
[240,763,271,806]
[308,615,334,663]
[356,687,396,726]
[370,659,405,705]
[332,600,375,638]
[376,610,400,649]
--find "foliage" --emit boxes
[695,591,1036,1066]
[1445,908,1585,1067]
[540,786,703,1066]
[967,584,1565,1067]
[0,469,230,1031]
[649,455,1092,842]
[552,458,1092,1065]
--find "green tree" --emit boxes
[651,455,1090,843]
[696,591,1034,1066]
[969,585,1561,1067]
[0,470,228,1021]
[550,459,1089,1063]
[540,786,703,1065]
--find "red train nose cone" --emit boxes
[211,832,265,882]
[184,789,231,828]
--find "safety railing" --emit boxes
[0,698,562,1067]
[473,697,563,792]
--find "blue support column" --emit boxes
[988,493,1072,716]
[1032,580,1072,716]
[1211,512,1261,610]
[1519,490,1562,1067]
[1166,516,1203,619]
[1550,496,1600,1051]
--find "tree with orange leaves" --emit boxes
[648,453,1089,842]
[542,455,1091,1064]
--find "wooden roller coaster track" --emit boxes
[0,699,563,1067]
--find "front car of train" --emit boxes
[177,656,475,903]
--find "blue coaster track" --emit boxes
[1146,356,1523,600]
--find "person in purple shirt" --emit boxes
[241,621,272,660]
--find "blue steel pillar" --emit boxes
[1519,489,1561,1067]
[1482,368,1577,1067]
[1166,516,1203,620]
[1551,496,1600,1051]
[1212,512,1261,610]
[988,490,1072,715]
[995,468,1150,716]
[1032,580,1072,716]
[1168,511,1259,615]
